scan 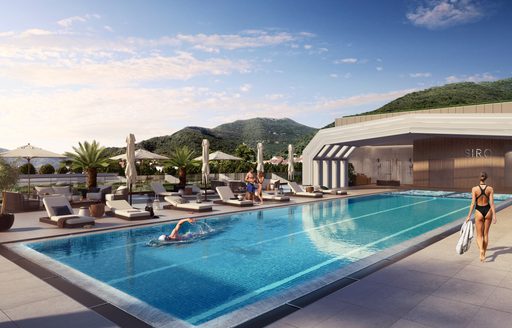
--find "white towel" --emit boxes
[456,220,474,255]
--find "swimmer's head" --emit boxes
[158,234,167,241]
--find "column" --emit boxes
[332,161,340,188]
[323,160,332,188]
[339,160,348,188]
[313,160,322,187]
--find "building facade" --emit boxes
[302,102,512,192]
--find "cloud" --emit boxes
[265,93,285,100]
[0,52,250,87]
[376,67,383,71]
[407,0,484,29]
[240,83,252,92]
[330,74,338,78]
[20,29,54,37]
[104,25,114,33]
[174,30,306,52]
[445,72,496,83]
[304,44,312,50]
[410,72,431,78]
[57,14,101,28]
[334,58,358,64]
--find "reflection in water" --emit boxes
[302,200,370,259]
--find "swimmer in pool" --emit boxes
[159,218,195,241]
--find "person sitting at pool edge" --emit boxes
[159,218,195,241]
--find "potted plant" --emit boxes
[0,159,19,231]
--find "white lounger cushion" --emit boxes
[151,182,180,196]
[106,200,150,218]
[288,182,323,198]
[164,196,212,211]
[216,186,253,206]
[261,193,290,201]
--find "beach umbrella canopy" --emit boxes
[201,139,210,185]
[0,143,65,194]
[194,150,242,161]
[110,149,169,161]
[256,143,264,173]
[287,144,295,181]
[125,134,137,204]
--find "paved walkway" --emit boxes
[269,205,512,328]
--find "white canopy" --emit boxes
[194,150,242,161]
[0,143,65,160]
[110,149,169,161]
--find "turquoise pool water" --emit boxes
[26,193,489,326]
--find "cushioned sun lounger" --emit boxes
[216,186,253,207]
[288,182,323,198]
[41,195,95,228]
[106,200,151,220]
[163,196,213,212]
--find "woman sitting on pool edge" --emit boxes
[159,218,196,241]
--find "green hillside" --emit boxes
[106,118,318,158]
[363,78,512,115]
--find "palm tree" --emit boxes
[168,146,198,188]
[64,141,109,189]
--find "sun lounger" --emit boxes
[261,192,290,202]
[40,195,95,228]
[106,200,151,220]
[315,185,348,195]
[288,182,323,198]
[216,186,253,207]
[150,182,180,198]
[163,196,213,212]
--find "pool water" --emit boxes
[26,193,493,326]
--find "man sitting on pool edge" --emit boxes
[159,218,196,241]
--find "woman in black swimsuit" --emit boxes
[465,172,497,262]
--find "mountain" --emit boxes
[362,78,512,115]
[108,118,319,158]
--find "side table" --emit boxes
[78,206,90,217]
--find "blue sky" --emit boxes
[0,0,511,152]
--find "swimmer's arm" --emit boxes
[169,218,195,238]
[489,188,497,224]
[466,188,475,222]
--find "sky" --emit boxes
[0,0,511,152]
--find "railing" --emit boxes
[17,173,124,186]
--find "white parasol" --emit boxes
[0,143,65,195]
[287,144,295,181]
[256,142,264,173]
[125,134,137,204]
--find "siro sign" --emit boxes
[465,148,492,158]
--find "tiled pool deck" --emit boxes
[1,188,511,328]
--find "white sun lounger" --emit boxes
[106,200,151,220]
[41,195,95,228]
[163,196,213,212]
[151,182,180,198]
[315,185,348,195]
[288,182,323,198]
[216,186,253,207]
[261,192,290,201]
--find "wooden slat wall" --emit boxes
[413,137,507,191]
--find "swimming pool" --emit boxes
[18,193,509,327]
